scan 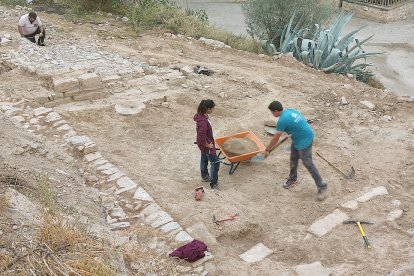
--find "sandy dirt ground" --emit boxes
[1,4,414,275]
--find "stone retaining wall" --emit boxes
[342,0,414,22]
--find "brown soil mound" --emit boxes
[221,137,259,157]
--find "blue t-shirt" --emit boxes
[276,109,314,150]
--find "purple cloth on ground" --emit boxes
[169,240,208,262]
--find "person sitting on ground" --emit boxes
[18,12,46,46]
[265,100,328,201]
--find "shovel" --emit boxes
[251,136,289,162]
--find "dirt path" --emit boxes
[1,5,414,275]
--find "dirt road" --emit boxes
[1,4,414,275]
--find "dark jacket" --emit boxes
[194,113,216,155]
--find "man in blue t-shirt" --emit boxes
[264,101,327,201]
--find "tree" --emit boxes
[242,0,334,44]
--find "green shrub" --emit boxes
[60,0,120,12]
[242,0,334,43]
[0,0,27,6]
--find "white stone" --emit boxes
[186,223,217,245]
[84,152,102,162]
[383,115,393,122]
[102,75,121,83]
[160,221,181,233]
[116,177,137,190]
[308,209,349,237]
[356,186,388,202]
[133,187,154,202]
[387,209,403,221]
[341,96,348,105]
[53,78,79,93]
[149,211,174,228]
[78,73,102,90]
[397,96,414,103]
[102,167,120,175]
[359,100,375,110]
[295,261,331,276]
[67,135,93,146]
[109,222,130,230]
[115,102,145,115]
[98,163,114,171]
[140,203,161,217]
[44,112,62,123]
[56,124,72,131]
[111,207,127,219]
[391,200,401,207]
[341,200,359,210]
[175,231,193,242]
[33,107,53,116]
[239,243,273,264]
[107,171,124,182]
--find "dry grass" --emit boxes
[70,256,116,276]
[367,76,385,89]
[0,195,8,213]
[38,215,89,252]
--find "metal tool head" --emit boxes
[343,220,374,225]
[347,166,356,179]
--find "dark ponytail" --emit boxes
[197,99,215,114]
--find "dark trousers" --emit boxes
[289,143,326,190]
[24,27,45,45]
[200,153,220,185]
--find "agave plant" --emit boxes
[263,12,381,82]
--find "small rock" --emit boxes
[341,96,349,105]
[391,200,401,207]
[359,100,375,111]
[387,209,403,221]
[383,115,392,122]
[397,96,413,103]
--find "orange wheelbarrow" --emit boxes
[215,131,266,175]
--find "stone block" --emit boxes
[139,203,161,217]
[147,211,174,228]
[356,186,388,202]
[239,243,273,264]
[387,209,403,221]
[44,112,62,123]
[160,221,181,233]
[133,187,154,202]
[308,209,349,237]
[186,223,217,245]
[84,152,102,162]
[33,107,53,116]
[341,200,358,210]
[53,78,79,93]
[102,75,121,83]
[295,261,331,276]
[359,100,375,111]
[116,177,137,191]
[175,231,193,242]
[78,73,102,90]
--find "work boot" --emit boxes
[283,178,297,189]
[201,175,210,182]
[317,186,328,201]
[210,183,218,190]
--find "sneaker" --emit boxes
[210,183,218,189]
[283,179,297,189]
[317,186,328,201]
[202,175,210,182]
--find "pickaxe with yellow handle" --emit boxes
[343,220,374,249]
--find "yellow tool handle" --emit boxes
[357,222,372,249]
